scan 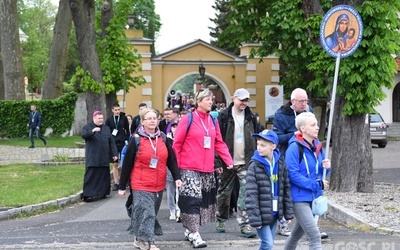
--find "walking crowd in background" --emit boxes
[79,87,331,250]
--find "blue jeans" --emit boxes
[29,128,46,146]
[256,220,278,250]
[284,202,321,250]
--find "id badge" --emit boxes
[149,156,159,169]
[273,196,278,212]
[236,133,244,143]
[32,118,34,122]
[112,129,118,136]
[204,136,211,149]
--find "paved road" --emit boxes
[0,142,399,249]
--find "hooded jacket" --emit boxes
[246,149,294,227]
[285,132,331,203]
[173,109,233,173]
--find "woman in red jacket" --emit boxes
[173,88,233,248]
[119,108,182,250]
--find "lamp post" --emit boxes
[127,14,135,29]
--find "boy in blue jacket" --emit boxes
[246,130,294,250]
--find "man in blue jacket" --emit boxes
[273,88,328,239]
[27,104,47,148]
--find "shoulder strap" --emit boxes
[186,112,217,135]
[295,141,304,164]
[186,112,193,134]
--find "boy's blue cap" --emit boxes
[252,130,278,145]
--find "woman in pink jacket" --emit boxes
[173,88,233,248]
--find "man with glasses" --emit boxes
[215,88,259,238]
[273,88,327,239]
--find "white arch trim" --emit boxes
[164,72,232,109]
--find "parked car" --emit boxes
[367,113,389,148]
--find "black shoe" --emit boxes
[29,145,35,148]
[112,183,119,191]
[44,140,47,146]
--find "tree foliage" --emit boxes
[18,0,57,93]
[218,0,400,192]
[96,0,146,96]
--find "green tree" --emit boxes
[19,0,57,94]
[219,0,400,192]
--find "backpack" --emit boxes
[186,111,217,134]
[122,132,167,218]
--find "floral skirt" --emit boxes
[178,170,216,233]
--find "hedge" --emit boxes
[0,93,77,138]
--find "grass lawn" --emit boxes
[0,136,84,148]
[0,164,85,208]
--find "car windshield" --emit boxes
[370,114,383,123]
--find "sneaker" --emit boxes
[191,233,207,248]
[184,229,194,242]
[278,224,291,236]
[241,226,256,238]
[176,216,181,223]
[133,237,139,248]
[112,183,119,191]
[135,239,159,250]
[169,214,176,220]
[29,145,35,148]
[320,231,329,239]
[216,220,226,233]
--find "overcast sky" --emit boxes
[154,0,215,54]
[50,0,215,54]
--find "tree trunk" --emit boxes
[329,95,374,192]
[69,0,105,122]
[42,0,72,100]
[0,0,25,100]
[101,0,116,117]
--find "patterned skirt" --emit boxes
[128,190,163,242]
[178,170,216,233]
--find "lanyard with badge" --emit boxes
[233,111,244,143]
[112,116,120,136]
[148,135,159,168]
[269,155,278,212]
[31,111,36,123]
[194,111,211,149]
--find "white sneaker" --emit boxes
[278,224,291,236]
[191,233,207,248]
[184,229,193,242]
[169,214,176,220]
[320,231,329,239]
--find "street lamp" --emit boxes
[127,14,135,29]
[199,64,205,78]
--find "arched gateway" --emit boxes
[119,30,281,122]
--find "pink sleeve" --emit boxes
[214,122,234,165]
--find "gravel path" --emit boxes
[326,183,400,230]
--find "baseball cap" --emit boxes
[252,129,278,145]
[233,88,250,100]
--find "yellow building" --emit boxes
[119,30,281,122]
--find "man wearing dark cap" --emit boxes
[215,88,259,238]
[81,111,118,201]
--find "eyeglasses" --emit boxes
[143,117,158,121]
[295,99,308,104]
